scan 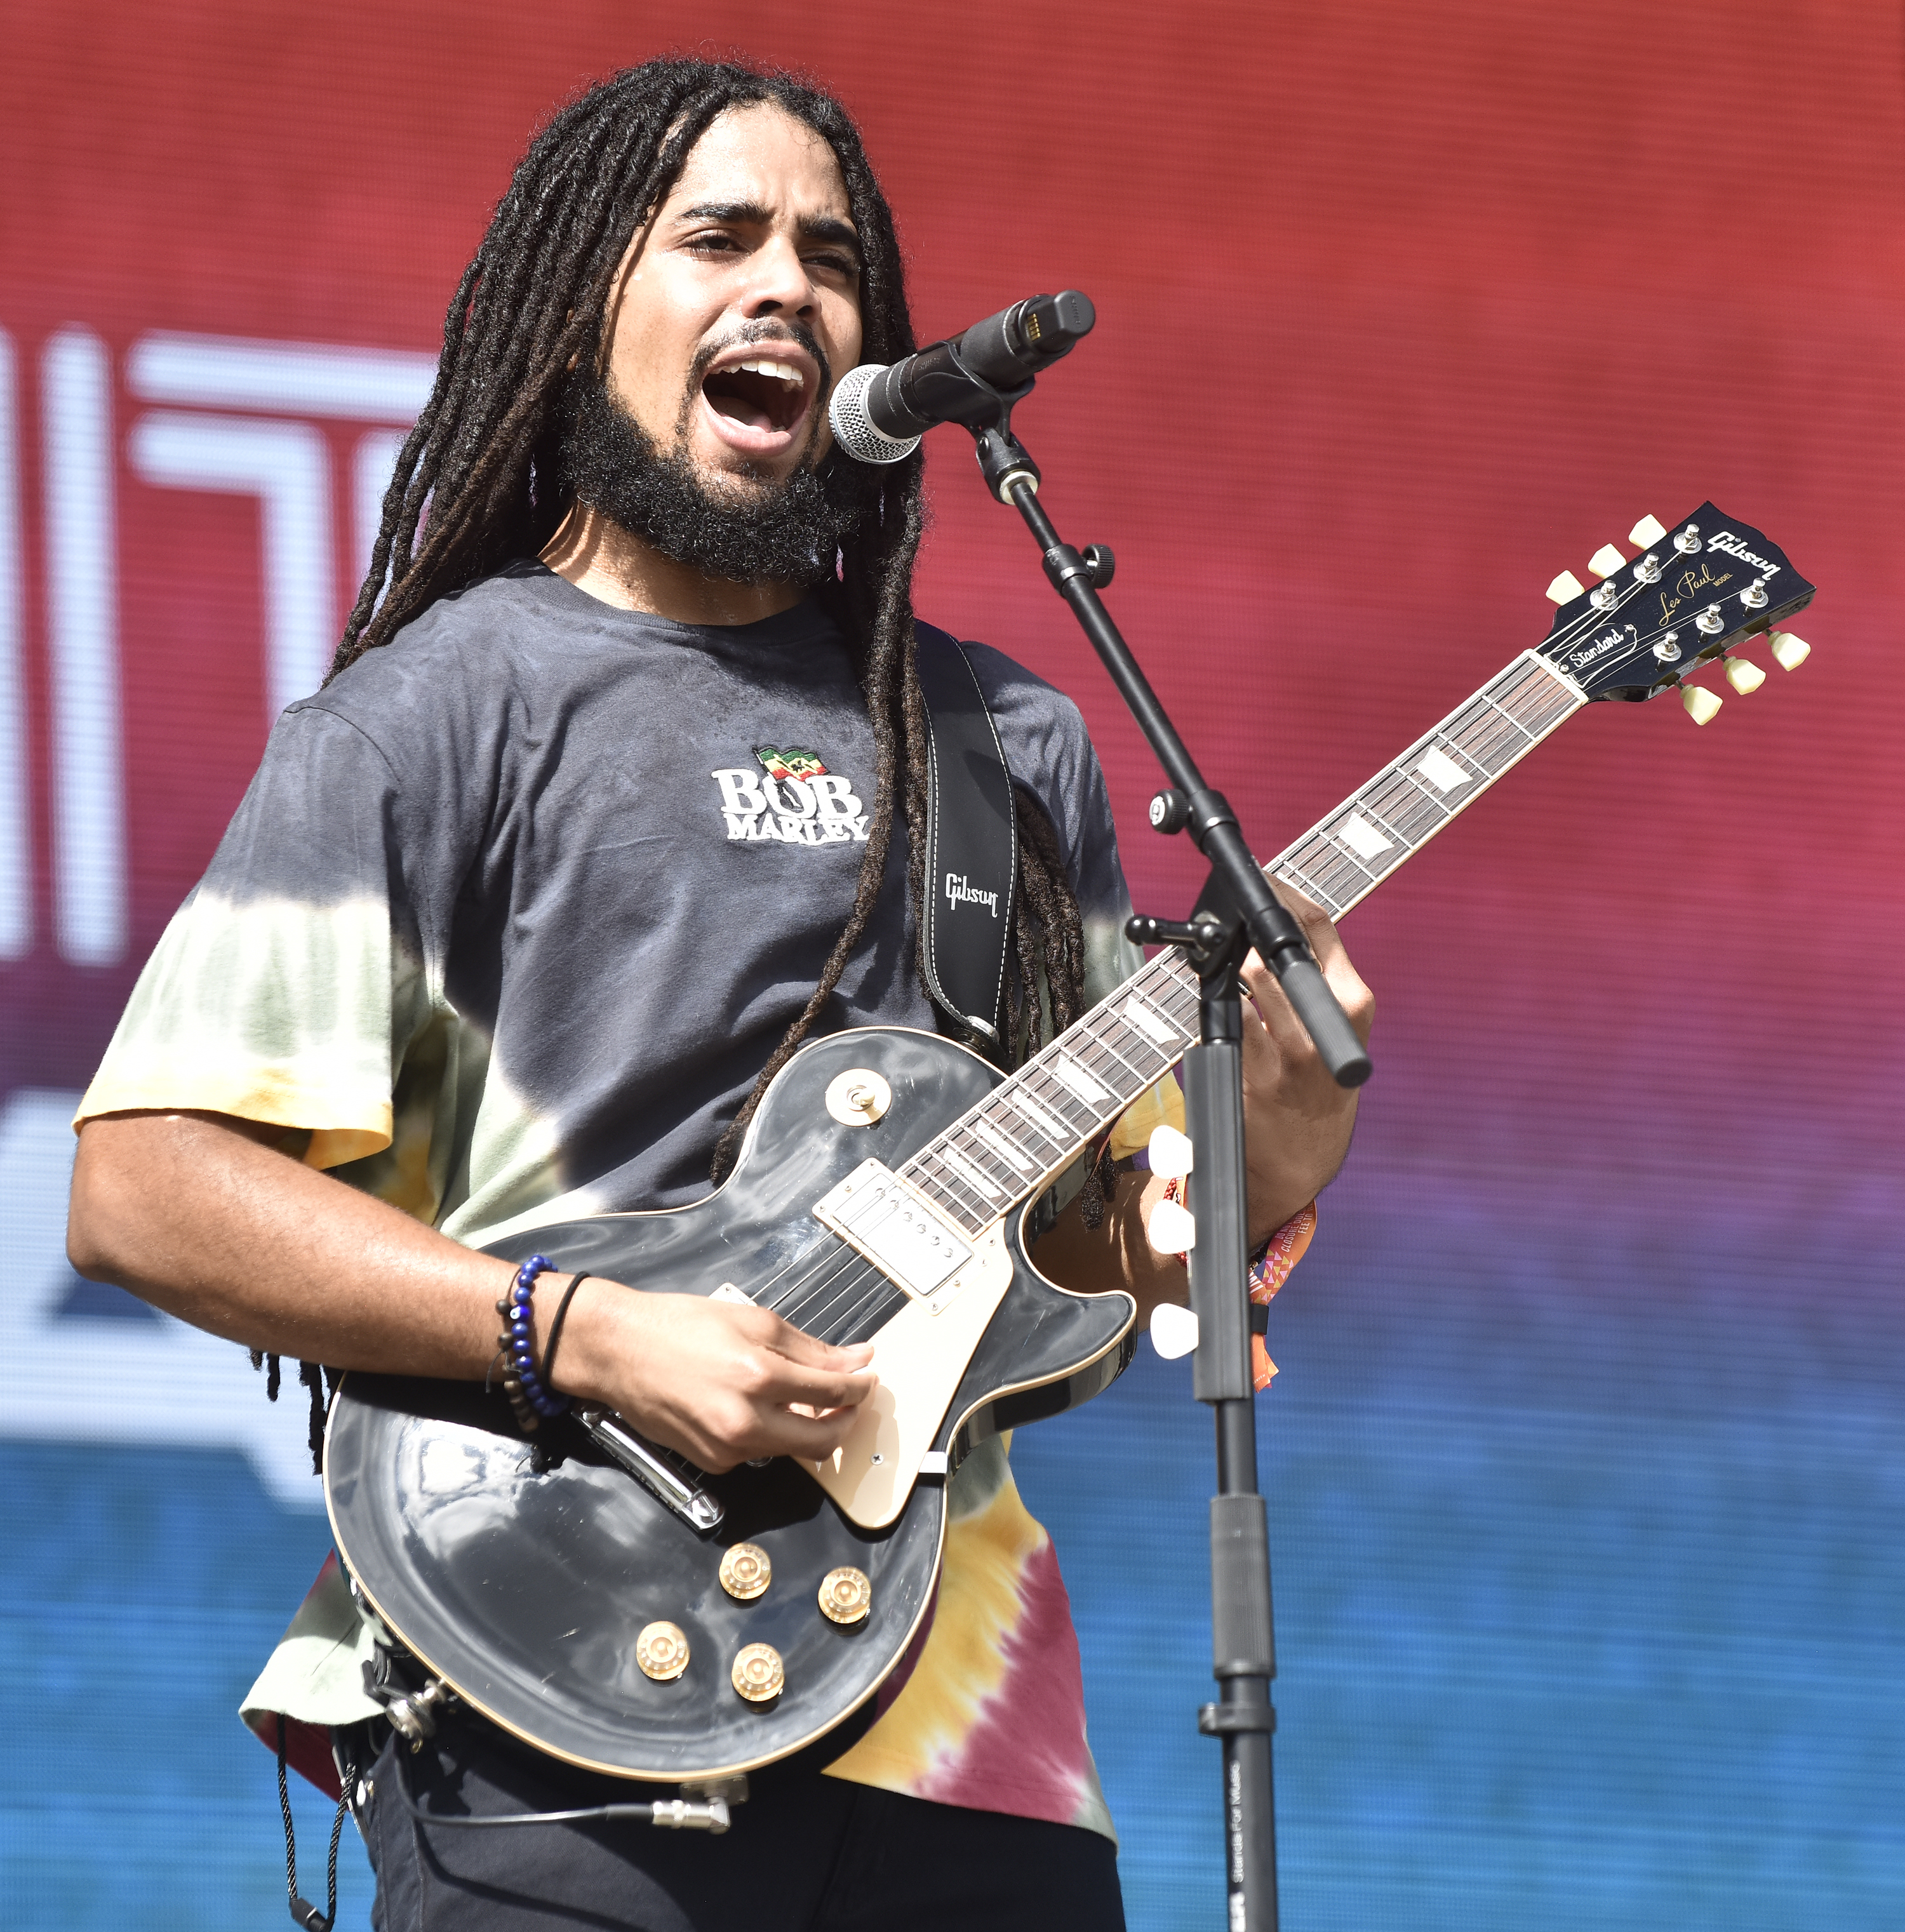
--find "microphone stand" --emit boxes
[963,418,1372,1932]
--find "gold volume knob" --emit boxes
[731,1642,785,1702]
[635,1621,690,1682]
[719,1542,773,1601]
[818,1566,872,1625]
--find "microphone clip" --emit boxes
[972,420,1041,504]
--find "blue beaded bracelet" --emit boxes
[495,1254,570,1430]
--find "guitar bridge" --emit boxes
[575,1408,725,1533]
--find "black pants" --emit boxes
[361,1713,1126,1931]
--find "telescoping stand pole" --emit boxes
[966,420,1371,1931]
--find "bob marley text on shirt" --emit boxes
[710,747,871,845]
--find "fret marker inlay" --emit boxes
[972,1119,1034,1173]
[1050,1055,1112,1106]
[940,1144,1004,1201]
[1012,1090,1071,1145]
[1338,813,1394,860]
[1416,747,1469,792]
[1123,995,1177,1045]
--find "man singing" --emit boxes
[67,57,1369,1931]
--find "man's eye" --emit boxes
[807,252,860,279]
[686,231,742,253]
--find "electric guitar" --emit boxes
[326,505,1815,1783]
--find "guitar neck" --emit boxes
[899,649,1587,1234]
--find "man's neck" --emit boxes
[540,503,806,627]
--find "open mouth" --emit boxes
[701,354,813,437]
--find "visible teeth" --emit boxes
[733,357,803,387]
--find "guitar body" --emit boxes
[324,1027,1137,1782]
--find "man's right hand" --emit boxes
[553,1285,875,1472]
[67,1109,874,1476]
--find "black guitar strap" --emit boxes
[914,627,1018,1065]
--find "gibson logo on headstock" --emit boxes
[1657,559,1733,629]
[1708,531,1781,578]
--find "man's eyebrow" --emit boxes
[671,201,862,255]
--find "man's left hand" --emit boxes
[1236,882,1374,1246]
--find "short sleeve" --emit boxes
[76,706,432,1172]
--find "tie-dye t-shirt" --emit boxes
[78,561,1154,1840]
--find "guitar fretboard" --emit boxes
[898,650,1586,1237]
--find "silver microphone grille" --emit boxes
[828,364,921,465]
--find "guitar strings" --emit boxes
[732,566,1714,1350]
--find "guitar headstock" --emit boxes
[1539,505,1817,720]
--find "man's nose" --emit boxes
[738,232,818,319]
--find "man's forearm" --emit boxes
[67,1110,877,1473]
[69,1111,510,1375]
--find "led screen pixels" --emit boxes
[2,3,1901,1928]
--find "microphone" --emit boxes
[829,291,1095,464]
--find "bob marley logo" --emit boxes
[709,747,869,845]
[754,745,828,785]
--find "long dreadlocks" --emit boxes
[332,56,1093,1177]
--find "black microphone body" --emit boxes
[830,291,1094,461]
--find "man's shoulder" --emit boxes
[290,561,582,758]
[916,625,1091,747]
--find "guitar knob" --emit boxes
[1681,686,1723,725]
[1629,514,1669,547]
[719,1543,773,1601]
[1770,631,1812,670]
[636,1622,691,1682]
[819,1566,872,1625]
[731,1642,785,1703]
[1723,656,1767,695]
[1546,570,1587,604]
[1587,543,1626,578]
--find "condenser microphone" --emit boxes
[829,290,1095,463]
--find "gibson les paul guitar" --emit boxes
[326,504,1816,1783]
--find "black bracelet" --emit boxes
[540,1274,591,1395]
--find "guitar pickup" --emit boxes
[575,1408,725,1534]
[812,1161,972,1300]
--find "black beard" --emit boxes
[556,370,879,589]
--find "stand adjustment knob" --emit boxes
[1080,543,1116,589]
[1148,788,1191,834]
[1198,1702,1278,1735]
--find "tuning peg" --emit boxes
[1630,514,1669,548]
[1150,1302,1199,1360]
[1546,570,1587,604]
[1681,685,1723,725]
[1147,1196,1196,1255]
[1770,631,1811,670]
[1723,656,1767,695]
[1147,1123,1194,1181]
[1587,543,1626,579]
